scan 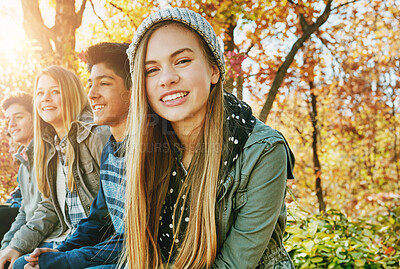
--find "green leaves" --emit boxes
[285,208,400,268]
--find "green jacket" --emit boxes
[9,107,110,254]
[213,120,295,269]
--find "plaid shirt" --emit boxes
[55,135,86,234]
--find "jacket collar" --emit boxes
[218,92,256,187]
[14,139,34,166]
[41,105,95,145]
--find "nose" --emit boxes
[8,118,16,129]
[88,84,99,100]
[159,66,179,87]
[42,90,52,101]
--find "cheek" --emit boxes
[35,106,41,117]
[56,96,62,107]
[145,84,157,105]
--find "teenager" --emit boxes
[0,92,34,244]
[0,92,36,262]
[0,92,61,269]
[23,42,131,269]
[122,8,295,268]
[10,66,110,269]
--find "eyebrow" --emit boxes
[36,86,59,90]
[6,112,24,119]
[145,48,194,65]
[88,75,115,82]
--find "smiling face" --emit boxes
[88,63,131,128]
[35,74,64,131]
[4,103,33,147]
[144,23,220,129]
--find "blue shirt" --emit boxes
[39,136,126,269]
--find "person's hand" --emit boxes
[0,246,22,269]
[24,263,39,269]
[24,248,58,269]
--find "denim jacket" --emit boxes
[8,107,110,254]
[213,120,295,269]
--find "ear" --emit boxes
[210,64,220,84]
[122,89,132,102]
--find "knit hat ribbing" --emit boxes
[126,8,225,82]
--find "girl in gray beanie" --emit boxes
[123,7,295,269]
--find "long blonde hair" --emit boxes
[124,21,225,268]
[34,65,89,198]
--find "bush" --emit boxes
[285,207,400,268]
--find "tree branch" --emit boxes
[20,0,53,53]
[332,0,362,11]
[88,0,108,30]
[258,0,333,122]
[109,2,137,28]
[75,0,87,28]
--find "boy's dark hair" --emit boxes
[1,91,34,115]
[85,42,132,90]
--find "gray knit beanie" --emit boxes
[127,8,225,82]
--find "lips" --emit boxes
[42,106,57,111]
[10,129,20,135]
[161,91,189,102]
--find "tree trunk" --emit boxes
[20,0,53,55]
[224,22,236,94]
[391,92,400,189]
[258,0,333,122]
[236,74,243,100]
[309,82,326,213]
[20,0,87,67]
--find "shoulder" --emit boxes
[80,124,111,150]
[244,120,286,150]
[71,110,111,145]
[239,120,295,178]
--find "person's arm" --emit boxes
[56,181,114,252]
[1,201,27,249]
[25,188,121,269]
[212,141,289,269]
[34,234,123,269]
[7,197,59,254]
[33,156,121,269]
[89,125,111,166]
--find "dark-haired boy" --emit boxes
[23,42,131,269]
[0,92,59,268]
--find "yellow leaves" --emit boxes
[302,240,314,253]
[285,226,305,235]
[310,257,323,263]
[354,259,365,267]
[307,221,318,236]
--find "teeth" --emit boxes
[43,107,54,111]
[162,92,188,102]
[93,105,105,110]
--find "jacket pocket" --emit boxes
[80,161,94,174]
[233,189,247,211]
[79,161,100,192]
